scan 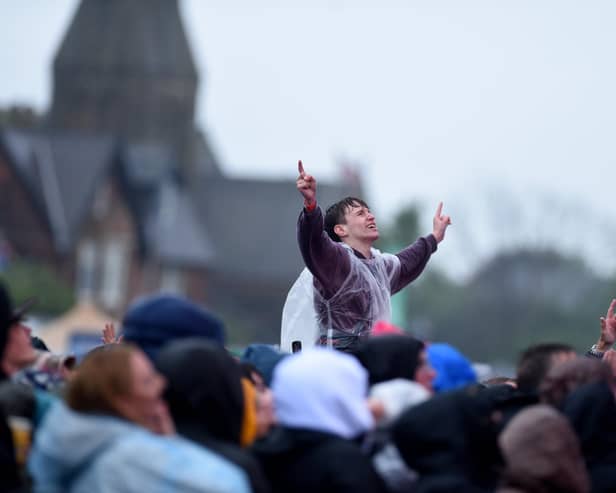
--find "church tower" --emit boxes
[47,0,199,172]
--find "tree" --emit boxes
[0,260,75,316]
[0,105,41,129]
[377,204,420,250]
[407,248,611,364]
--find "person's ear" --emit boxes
[334,224,347,239]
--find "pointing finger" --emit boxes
[298,160,305,177]
[435,202,443,218]
[608,299,616,319]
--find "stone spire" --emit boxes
[48,0,199,169]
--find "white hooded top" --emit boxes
[271,348,374,439]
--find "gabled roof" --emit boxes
[45,132,117,250]
[2,129,361,275]
[192,176,361,283]
[120,143,214,268]
[123,142,176,187]
[2,129,115,252]
[1,130,213,268]
[143,183,215,267]
[190,129,223,178]
[1,129,48,214]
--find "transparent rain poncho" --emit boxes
[281,246,401,352]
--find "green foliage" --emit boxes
[0,105,41,129]
[377,203,421,250]
[0,260,75,316]
[403,249,614,365]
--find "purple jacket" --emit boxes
[297,206,437,347]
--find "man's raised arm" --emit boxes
[391,202,451,293]
[296,160,349,298]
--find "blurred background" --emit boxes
[0,0,614,366]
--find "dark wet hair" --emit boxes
[540,357,614,408]
[353,334,425,386]
[516,343,575,394]
[324,196,370,242]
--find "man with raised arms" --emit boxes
[281,160,451,352]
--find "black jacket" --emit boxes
[392,385,536,493]
[254,426,387,493]
[562,381,616,493]
[0,380,37,493]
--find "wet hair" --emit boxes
[516,343,575,394]
[540,357,614,408]
[353,334,425,386]
[67,344,137,417]
[324,196,370,242]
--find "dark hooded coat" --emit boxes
[156,338,270,493]
[562,381,616,493]
[254,426,387,493]
[353,335,424,385]
[392,384,536,493]
[0,283,26,492]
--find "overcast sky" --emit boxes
[1,0,615,279]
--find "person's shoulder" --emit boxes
[96,433,251,492]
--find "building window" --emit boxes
[101,239,129,310]
[76,239,97,299]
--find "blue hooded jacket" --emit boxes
[428,343,477,393]
[29,401,251,493]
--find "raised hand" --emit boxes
[599,298,616,347]
[432,202,452,243]
[148,401,176,436]
[101,322,123,345]
[296,160,316,206]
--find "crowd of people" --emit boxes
[0,162,614,492]
[1,280,615,492]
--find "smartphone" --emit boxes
[291,340,302,353]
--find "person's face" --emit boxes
[3,322,36,373]
[414,350,436,393]
[551,350,577,368]
[114,351,174,435]
[251,371,276,438]
[336,203,379,243]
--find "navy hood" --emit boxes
[122,294,225,360]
